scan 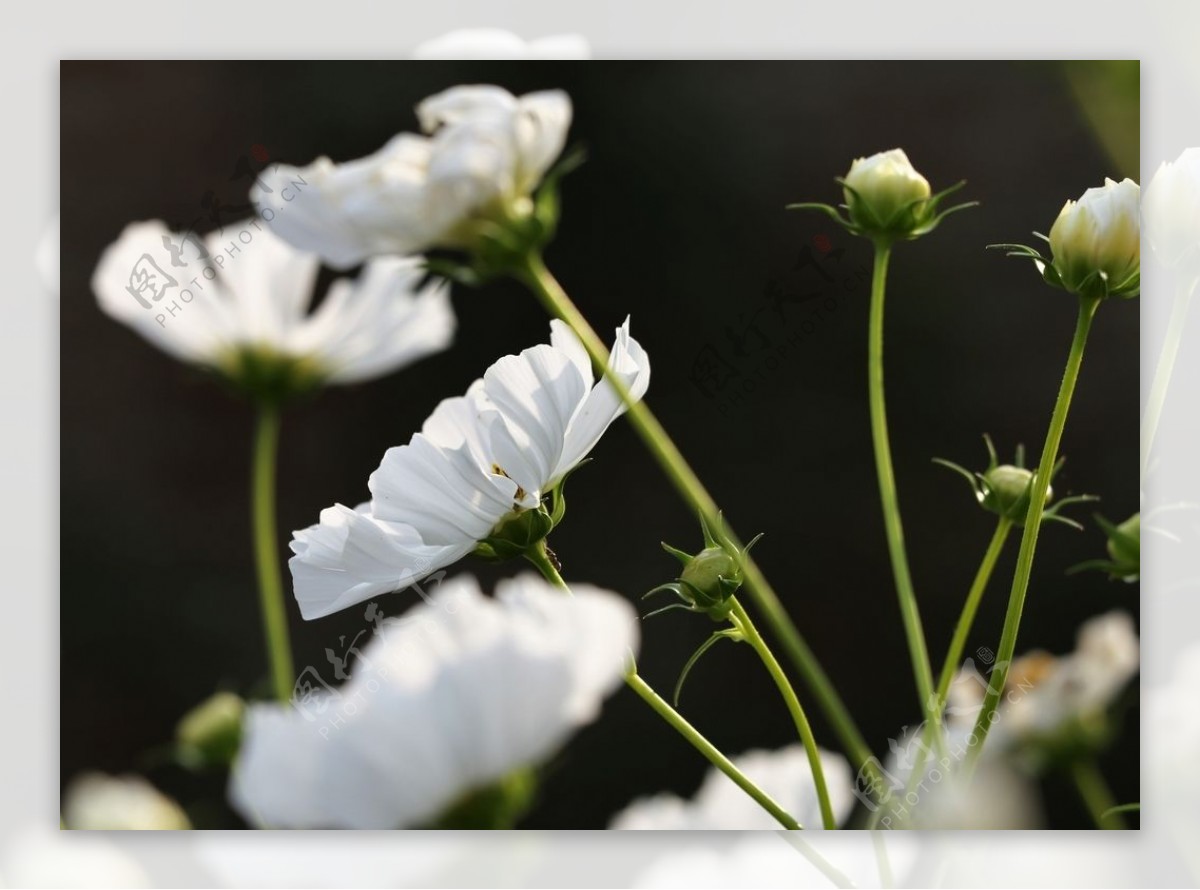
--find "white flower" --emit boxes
[1048,177,1141,299]
[1143,147,1200,269]
[290,318,649,620]
[610,745,855,830]
[842,148,931,230]
[412,29,590,59]
[92,219,454,388]
[229,573,637,829]
[948,610,1139,752]
[62,773,191,830]
[254,86,572,268]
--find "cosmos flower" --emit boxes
[92,219,454,392]
[62,773,191,830]
[290,318,649,620]
[842,148,932,233]
[609,745,855,830]
[229,573,637,829]
[252,85,572,267]
[1048,178,1141,299]
[947,610,1139,756]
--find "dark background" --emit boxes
[61,61,1140,829]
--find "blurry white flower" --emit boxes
[1143,147,1200,270]
[230,573,637,828]
[254,85,571,267]
[842,148,932,232]
[1047,177,1141,299]
[413,29,590,59]
[610,745,855,830]
[947,611,1139,756]
[290,318,649,619]
[62,772,190,830]
[92,220,454,391]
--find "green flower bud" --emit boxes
[843,149,932,236]
[644,515,761,622]
[679,545,741,610]
[935,434,1094,528]
[1107,513,1140,568]
[789,149,974,243]
[1048,178,1140,300]
[1072,512,1140,582]
[979,464,1049,524]
[175,691,244,768]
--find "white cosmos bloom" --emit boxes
[230,573,637,829]
[290,318,649,620]
[253,85,572,268]
[92,219,454,386]
[610,746,855,830]
[62,772,191,830]
[412,28,590,59]
[1048,177,1141,298]
[947,610,1139,751]
[842,148,931,229]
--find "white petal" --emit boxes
[232,574,637,828]
[513,90,573,193]
[553,317,651,483]
[91,220,225,365]
[288,503,468,620]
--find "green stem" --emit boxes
[967,296,1100,766]
[729,599,837,829]
[624,672,802,830]
[1141,276,1196,479]
[524,541,802,830]
[515,253,879,782]
[866,240,942,752]
[936,517,1013,705]
[1072,760,1126,829]
[868,516,1013,828]
[251,403,295,704]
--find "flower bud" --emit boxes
[843,149,932,236]
[979,464,1049,524]
[176,691,245,768]
[1048,178,1140,300]
[645,515,761,622]
[1106,513,1140,568]
[679,545,740,611]
[935,435,1093,528]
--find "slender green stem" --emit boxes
[967,296,1100,766]
[515,253,879,782]
[1071,760,1126,829]
[1142,276,1196,479]
[524,541,802,829]
[729,599,837,829]
[866,240,941,752]
[625,672,802,829]
[251,403,295,703]
[868,517,1013,828]
[935,518,1013,705]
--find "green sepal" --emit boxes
[673,629,742,706]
